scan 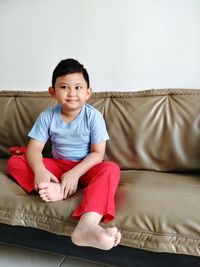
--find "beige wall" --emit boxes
[0,0,200,91]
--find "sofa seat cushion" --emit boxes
[0,159,81,234]
[0,159,200,256]
[115,170,200,255]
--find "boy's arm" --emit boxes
[26,139,45,172]
[61,141,106,198]
[71,141,106,175]
[26,139,59,190]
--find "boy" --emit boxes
[8,58,121,250]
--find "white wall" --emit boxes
[0,0,200,92]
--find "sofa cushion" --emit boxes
[1,90,200,171]
[1,159,200,256]
[0,92,56,158]
[102,90,200,171]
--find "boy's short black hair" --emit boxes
[52,58,90,88]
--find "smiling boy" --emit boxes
[8,58,121,250]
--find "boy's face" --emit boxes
[49,73,92,113]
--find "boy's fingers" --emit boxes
[64,187,70,199]
[60,183,66,196]
[63,188,67,199]
[70,187,76,196]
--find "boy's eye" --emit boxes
[61,86,68,90]
[75,86,82,90]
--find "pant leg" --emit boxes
[7,155,64,193]
[8,156,120,222]
[72,161,120,222]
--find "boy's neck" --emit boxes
[61,106,82,123]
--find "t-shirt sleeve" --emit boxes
[90,110,109,144]
[28,111,50,143]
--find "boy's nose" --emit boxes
[67,87,76,96]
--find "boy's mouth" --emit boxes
[65,99,78,102]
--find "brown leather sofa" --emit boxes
[0,89,200,267]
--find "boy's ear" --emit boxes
[48,87,56,97]
[86,87,92,100]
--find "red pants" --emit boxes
[7,155,120,222]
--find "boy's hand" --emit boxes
[34,168,59,191]
[60,170,80,199]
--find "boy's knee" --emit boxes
[7,155,26,172]
[101,162,120,185]
[8,155,16,168]
[102,161,120,174]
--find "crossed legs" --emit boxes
[7,155,121,249]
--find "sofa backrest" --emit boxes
[0,89,199,171]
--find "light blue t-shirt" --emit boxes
[28,103,109,161]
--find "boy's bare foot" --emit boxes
[71,212,121,250]
[38,182,64,202]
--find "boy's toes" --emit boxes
[39,188,46,196]
[38,182,49,190]
[40,194,50,202]
[113,231,121,247]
